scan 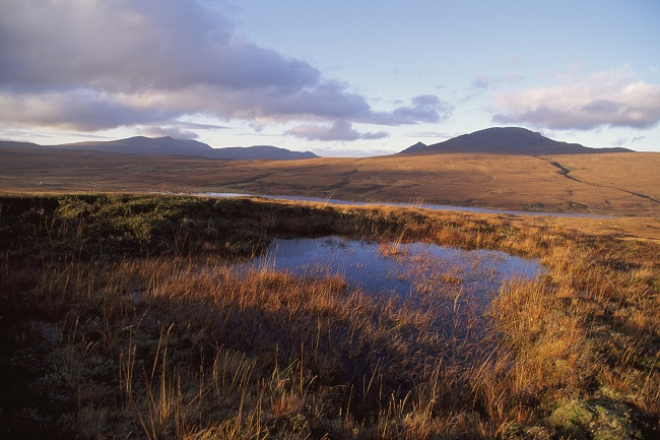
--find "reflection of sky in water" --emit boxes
[245,236,543,306]
[201,192,609,218]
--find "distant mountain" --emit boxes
[399,127,633,155]
[0,140,44,150]
[54,136,216,156]
[404,141,427,153]
[200,145,319,160]
[0,136,319,160]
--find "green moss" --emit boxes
[591,404,640,440]
[547,400,641,440]
[548,400,594,438]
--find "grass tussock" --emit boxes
[0,193,659,439]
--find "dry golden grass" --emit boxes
[2,147,659,216]
[553,153,660,200]
[1,193,659,439]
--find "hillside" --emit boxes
[1,144,659,217]
[0,136,319,161]
[202,145,320,160]
[400,127,633,155]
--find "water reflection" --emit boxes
[244,236,543,310]
[199,192,609,218]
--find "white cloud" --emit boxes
[491,68,660,130]
[173,121,230,130]
[139,126,200,140]
[286,120,389,141]
[364,95,454,125]
[0,0,452,138]
[0,88,174,130]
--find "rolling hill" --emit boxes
[0,136,319,161]
[400,127,633,155]
[2,126,658,218]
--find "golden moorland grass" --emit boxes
[1,148,659,216]
[0,193,658,439]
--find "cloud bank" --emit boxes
[492,69,660,130]
[139,126,201,140]
[287,120,388,141]
[0,0,452,140]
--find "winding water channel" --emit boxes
[199,192,608,218]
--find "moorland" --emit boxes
[1,132,659,439]
[1,143,660,215]
[1,193,658,440]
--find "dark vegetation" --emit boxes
[1,193,658,439]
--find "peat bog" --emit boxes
[1,193,659,439]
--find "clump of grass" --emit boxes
[0,193,658,439]
[3,256,498,438]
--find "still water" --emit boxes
[243,236,543,309]
[199,192,608,218]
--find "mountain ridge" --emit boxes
[0,136,319,161]
[400,127,633,155]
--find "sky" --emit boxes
[1,0,659,156]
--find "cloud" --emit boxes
[461,74,525,102]
[286,120,389,141]
[472,74,524,89]
[364,95,454,125]
[138,120,230,139]
[491,68,660,130]
[0,89,172,130]
[173,121,230,130]
[612,137,628,147]
[0,129,53,140]
[407,131,453,138]
[0,0,451,136]
[139,126,200,140]
[612,135,647,147]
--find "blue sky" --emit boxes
[1,0,659,155]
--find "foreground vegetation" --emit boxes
[1,193,658,439]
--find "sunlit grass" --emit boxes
[0,193,658,439]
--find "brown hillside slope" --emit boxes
[1,147,659,217]
[548,153,660,202]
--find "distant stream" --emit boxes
[197,192,608,218]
